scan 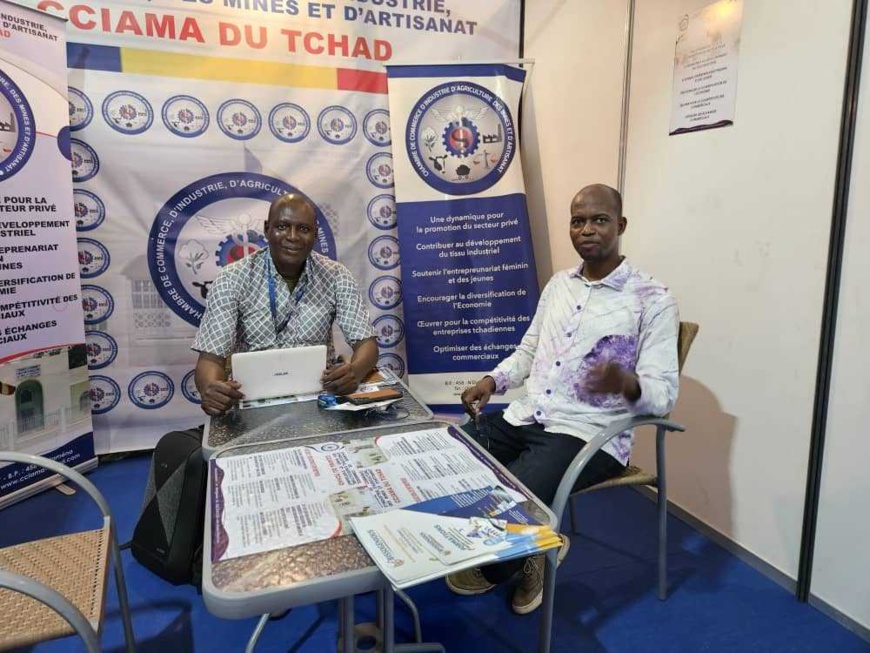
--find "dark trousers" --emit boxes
[464,410,624,584]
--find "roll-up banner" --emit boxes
[386,64,538,409]
[0,0,96,507]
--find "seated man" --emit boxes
[448,183,679,614]
[192,192,378,416]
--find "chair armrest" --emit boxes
[550,416,685,530]
[0,452,112,520]
[0,569,100,651]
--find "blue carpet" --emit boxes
[2,454,867,652]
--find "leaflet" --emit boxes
[210,426,529,562]
[351,486,561,589]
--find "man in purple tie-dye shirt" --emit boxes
[447,184,680,615]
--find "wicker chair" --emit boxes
[0,453,135,653]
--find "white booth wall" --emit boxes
[522,0,868,633]
[521,0,627,284]
[622,0,851,581]
[811,8,870,632]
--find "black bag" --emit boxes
[131,426,207,587]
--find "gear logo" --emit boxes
[367,235,400,270]
[181,370,201,404]
[70,139,99,182]
[318,105,357,145]
[215,230,268,267]
[68,87,93,131]
[269,102,310,143]
[128,371,174,409]
[373,315,404,349]
[369,276,402,310]
[102,90,153,135]
[406,80,517,195]
[85,331,118,370]
[81,285,114,325]
[162,95,209,138]
[0,70,34,180]
[218,99,261,140]
[363,108,391,146]
[77,238,111,278]
[89,375,121,414]
[366,194,397,231]
[73,190,105,232]
[377,353,405,379]
[148,172,336,327]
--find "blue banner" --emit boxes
[387,64,538,406]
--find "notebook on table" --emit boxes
[231,345,326,409]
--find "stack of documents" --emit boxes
[351,486,561,589]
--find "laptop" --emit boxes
[231,345,326,403]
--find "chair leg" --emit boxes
[656,426,668,601]
[110,527,136,652]
[396,588,423,643]
[245,614,270,653]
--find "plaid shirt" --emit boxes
[192,249,374,360]
[490,259,679,466]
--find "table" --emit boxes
[201,377,433,458]
[202,421,557,653]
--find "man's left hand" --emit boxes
[587,362,641,401]
[321,358,359,395]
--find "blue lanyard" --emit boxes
[266,253,305,335]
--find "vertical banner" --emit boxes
[387,64,538,407]
[17,0,520,453]
[0,0,96,506]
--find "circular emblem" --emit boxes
[317,105,357,145]
[363,109,391,146]
[373,315,405,349]
[68,87,93,131]
[85,331,118,370]
[162,95,209,138]
[77,238,111,278]
[71,139,99,182]
[368,276,402,310]
[181,369,201,404]
[366,194,397,231]
[74,190,106,231]
[147,172,336,327]
[0,71,35,181]
[367,235,400,270]
[128,371,175,409]
[81,285,114,325]
[102,90,153,135]
[406,81,517,195]
[89,375,121,415]
[378,353,405,379]
[269,103,310,143]
[366,152,394,188]
[218,99,262,140]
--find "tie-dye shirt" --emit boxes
[490,259,679,465]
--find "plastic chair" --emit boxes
[537,322,698,653]
[0,452,135,653]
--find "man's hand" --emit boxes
[321,357,360,395]
[201,379,244,416]
[461,376,496,418]
[586,362,641,401]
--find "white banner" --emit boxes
[0,0,96,504]
[670,0,743,135]
[21,0,520,452]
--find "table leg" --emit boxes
[383,584,396,653]
[340,596,355,653]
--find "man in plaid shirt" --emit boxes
[192,193,378,416]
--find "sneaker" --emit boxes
[446,566,496,596]
[511,535,571,615]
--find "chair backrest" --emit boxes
[677,322,699,374]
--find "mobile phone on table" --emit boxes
[345,388,403,405]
